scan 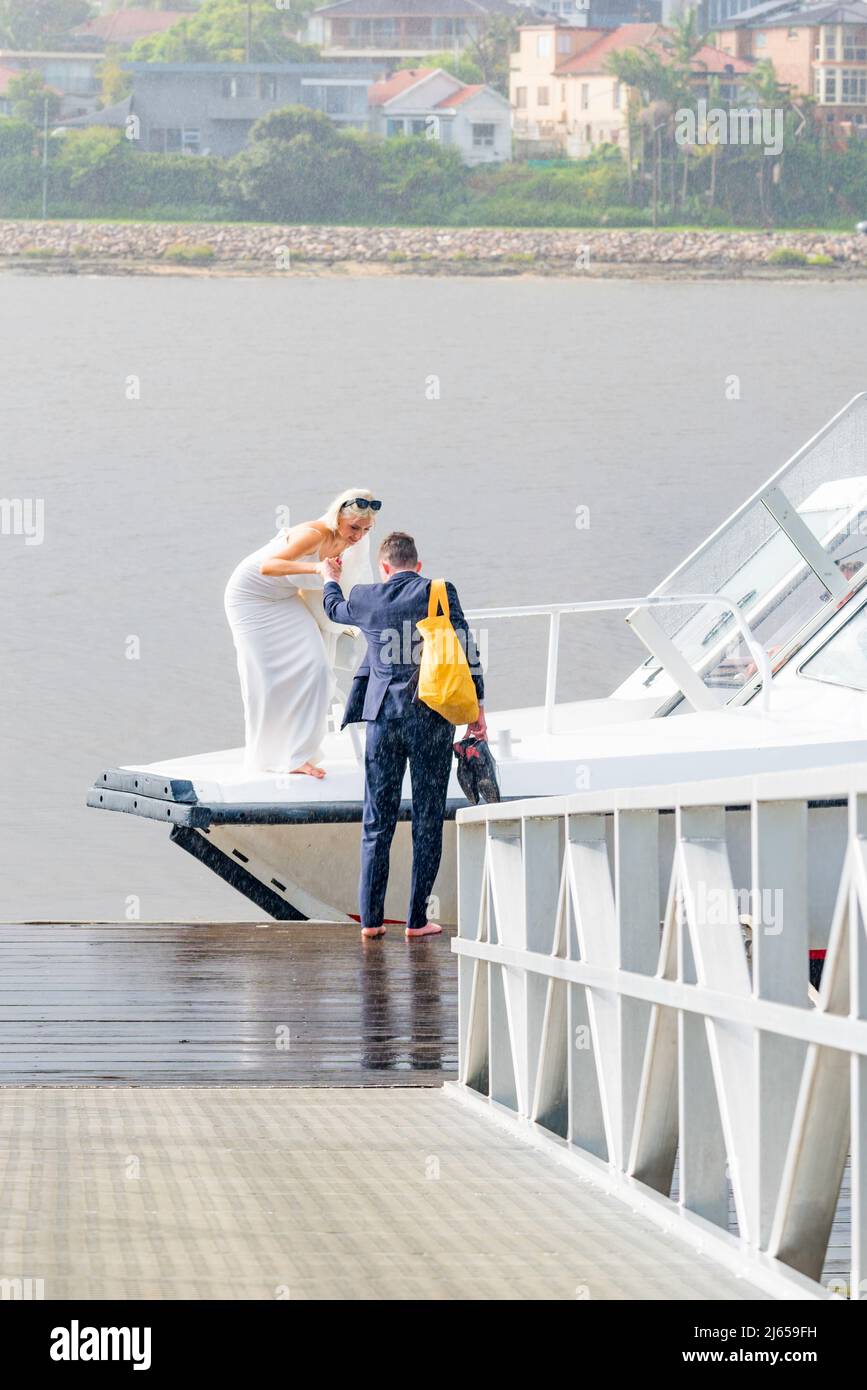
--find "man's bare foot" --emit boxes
[290,762,325,779]
[405,922,443,939]
[361,925,386,939]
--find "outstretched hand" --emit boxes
[322,557,343,582]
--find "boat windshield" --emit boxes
[801,600,867,692]
[629,394,867,706]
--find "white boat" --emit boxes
[88,393,867,925]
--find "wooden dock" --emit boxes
[0,923,456,1087]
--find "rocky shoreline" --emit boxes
[2,220,866,278]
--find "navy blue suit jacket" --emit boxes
[323,570,484,726]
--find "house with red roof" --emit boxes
[73,8,192,50]
[369,66,511,161]
[511,22,755,158]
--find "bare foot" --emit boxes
[290,761,326,779]
[362,925,386,939]
[405,922,443,939]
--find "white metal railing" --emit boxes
[451,761,867,1300]
[466,592,772,731]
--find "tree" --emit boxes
[0,0,93,49]
[99,49,133,108]
[249,105,339,144]
[8,71,63,126]
[465,13,532,96]
[131,0,318,63]
[426,50,484,86]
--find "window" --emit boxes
[259,75,277,100]
[788,27,798,39]
[561,83,566,101]
[557,34,571,53]
[147,128,181,153]
[585,123,592,142]
[472,122,496,147]
[755,30,767,47]
[409,118,428,136]
[537,86,549,106]
[537,35,551,57]
[825,71,837,102]
[842,68,867,102]
[613,80,620,109]
[182,128,201,153]
[222,75,253,99]
[386,118,404,137]
[801,603,867,691]
[814,72,822,98]
[843,25,867,60]
[581,82,589,110]
[825,29,837,60]
[516,86,527,109]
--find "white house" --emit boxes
[368,67,512,163]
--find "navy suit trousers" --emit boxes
[361,701,454,930]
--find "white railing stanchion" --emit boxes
[466,592,772,718]
[544,611,560,734]
[451,762,867,1300]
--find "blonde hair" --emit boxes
[322,487,378,534]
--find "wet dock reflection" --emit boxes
[0,923,456,1086]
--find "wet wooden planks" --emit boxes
[0,923,457,1086]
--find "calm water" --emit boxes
[2,272,866,921]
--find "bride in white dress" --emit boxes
[224,489,379,778]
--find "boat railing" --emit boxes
[451,760,867,1299]
[465,592,772,731]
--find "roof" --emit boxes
[555,23,663,74]
[74,8,190,44]
[688,44,754,75]
[556,25,753,75]
[722,0,867,24]
[435,83,485,106]
[314,0,519,15]
[58,94,134,129]
[125,61,383,76]
[368,67,435,104]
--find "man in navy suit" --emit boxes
[323,530,486,940]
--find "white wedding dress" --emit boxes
[224,529,372,772]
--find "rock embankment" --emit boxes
[1,221,865,274]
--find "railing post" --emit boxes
[544,610,560,734]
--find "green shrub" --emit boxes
[163,242,216,264]
[768,247,810,266]
[0,119,36,158]
[22,245,56,258]
[807,252,835,266]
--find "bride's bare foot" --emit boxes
[290,762,326,779]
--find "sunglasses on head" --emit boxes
[342,498,382,512]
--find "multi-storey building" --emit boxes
[511,21,752,155]
[715,0,867,131]
[307,0,522,58]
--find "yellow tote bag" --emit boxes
[416,578,480,725]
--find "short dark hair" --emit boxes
[379,531,418,568]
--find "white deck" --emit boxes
[0,1087,768,1301]
[127,684,867,806]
